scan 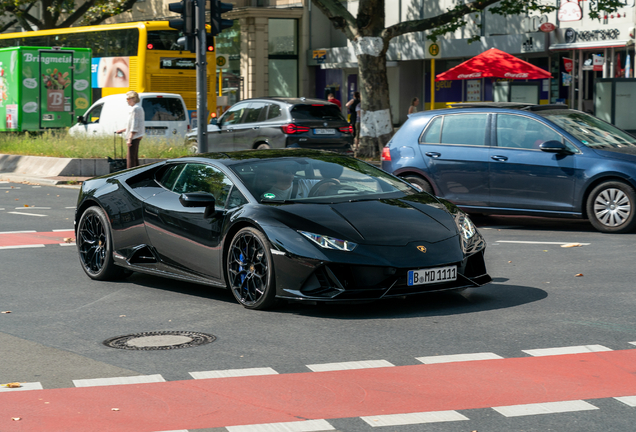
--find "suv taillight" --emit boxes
[281,124,310,134]
[381,146,392,161]
[338,125,353,134]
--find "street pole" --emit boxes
[196,0,208,154]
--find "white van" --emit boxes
[69,93,190,143]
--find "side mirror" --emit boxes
[179,192,217,218]
[539,140,573,154]
[209,118,218,126]
[77,115,85,124]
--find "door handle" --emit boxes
[253,126,260,130]
[425,152,441,158]
[491,155,508,161]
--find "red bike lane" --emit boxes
[2,349,636,432]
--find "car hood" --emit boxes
[591,146,636,162]
[266,195,459,246]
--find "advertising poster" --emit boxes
[92,56,130,88]
[466,80,481,101]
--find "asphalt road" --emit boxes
[1,180,636,432]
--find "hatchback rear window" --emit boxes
[142,98,186,122]
[290,104,346,121]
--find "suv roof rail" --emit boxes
[446,102,536,109]
[523,103,569,111]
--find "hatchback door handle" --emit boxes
[425,152,441,158]
[491,155,508,162]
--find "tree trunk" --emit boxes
[357,53,393,159]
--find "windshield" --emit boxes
[230,155,416,202]
[538,110,636,149]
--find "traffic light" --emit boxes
[210,0,234,36]
[169,0,196,52]
[169,0,196,35]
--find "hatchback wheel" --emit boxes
[77,206,129,280]
[402,175,433,194]
[226,227,276,310]
[586,181,636,233]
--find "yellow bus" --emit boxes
[0,21,217,121]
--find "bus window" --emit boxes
[147,31,183,51]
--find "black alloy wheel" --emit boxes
[77,206,129,280]
[586,181,636,234]
[226,227,276,310]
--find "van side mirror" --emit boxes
[539,140,574,154]
[77,115,85,124]
[209,118,218,126]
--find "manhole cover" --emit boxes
[103,331,216,350]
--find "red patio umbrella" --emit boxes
[435,48,552,81]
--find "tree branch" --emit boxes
[310,0,359,40]
[58,0,97,27]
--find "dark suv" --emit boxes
[186,97,353,153]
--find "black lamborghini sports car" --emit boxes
[75,149,491,310]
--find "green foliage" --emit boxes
[0,0,139,30]
[0,131,190,159]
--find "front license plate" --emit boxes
[314,128,335,135]
[408,265,457,286]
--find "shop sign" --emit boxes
[558,1,582,22]
[563,58,574,73]
[593,55,604,72]
[313,50,326,64]
[540,22,556,33]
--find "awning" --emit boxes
[550,40,634,51]
[435,48,552,81]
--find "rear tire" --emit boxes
[77,206,129,280]
[256,142,271,150]
[402,175,433,194]
[586,181,636,233]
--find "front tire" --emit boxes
[226,227,277,310]
[586,181,636,233]
[77,206,129,280]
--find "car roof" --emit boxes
[407,103,573,119]
[236,97,336,106]
[167,149,349,166]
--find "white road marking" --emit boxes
[0,382,43,392]
[416,352,504,364]
[65,206,76,209]
[53,229,74,232]
[306,359,394,372]
[189,367,279,379]
[615,396,636,406]
[361,410,469,426]
[495,241,591,245]
[227,419,334,432]
[73,374,165,387]
[493,400,598,417]
[0,244,46,250]
[14,206,51,210]
[7,211,47,217]
[523,345,612,357]
[629,341,636,347]
[59,243,76,246]
[0,186,20,189]
[31,186,41,188]
[0,230,37,234]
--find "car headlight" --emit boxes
[299,231,357,251]
[456,213,476,240]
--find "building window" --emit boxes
[268,18,297,97]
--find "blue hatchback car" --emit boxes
[382,103,636,233]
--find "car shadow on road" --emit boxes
[280,279,547,319]
[471,214,596,232]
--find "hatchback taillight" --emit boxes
[338,125,353,134]
[381,146,392,161]
[281,124,311,134]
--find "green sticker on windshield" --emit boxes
[582,140,588,144]
[263,193,276,199]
